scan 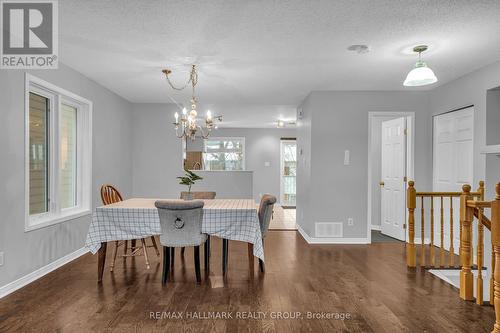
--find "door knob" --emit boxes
[379,181,385,187]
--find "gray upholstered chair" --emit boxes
[255,194,277,272]
[222,194,277,275]
[179,192,216,257]
[154,200,208,284]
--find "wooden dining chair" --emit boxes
[222,194,276,275]
[178,192,216,258]
[155,200,208,284]
[100,184,160,271]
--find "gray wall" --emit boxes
[0,63,133,288]
[130,106,296,202]
[131,103,185,198]
[486,89,500,146]
[297,91,432,239]
[209,128,297,202]
[185,171,253,199]
[429,60,500,199]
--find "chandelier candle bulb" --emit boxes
[207,110,212,120]
[174,112,179,124]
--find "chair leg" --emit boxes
[141,238,150,269]
[204,237,210,272]
[247,243,254,273]
[162,246,170,285]
[170,247,175,268]
[110,241,119,272]
[150,236,160,257]
[181,247,185,256]
[194,246,201,284]
[222,239,229,276]
[124,240,128,255]
[131,239,136,251]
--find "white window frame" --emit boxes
[203,137,246,171]
[25,74,93,232]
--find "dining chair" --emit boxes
[100,184,160,271]
[179,191,216,257]
[155,200,209,284]
[222,194,276,275]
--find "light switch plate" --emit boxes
[347,218,354,226]
[0,252,4,266]
[264,161,270,167]
[344,150,350,165]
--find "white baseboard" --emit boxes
[413,237,431,245]
[0,247,88,299]
[297,224,369,244]
[370,225,381,231]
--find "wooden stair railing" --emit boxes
[407,181,500,333]
[406,180,483,268]
[462,183,500,333]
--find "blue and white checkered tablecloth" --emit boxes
[84,198,264,261]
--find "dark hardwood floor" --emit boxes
[0,231,494,332]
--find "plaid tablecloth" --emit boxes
[84,198,264,261]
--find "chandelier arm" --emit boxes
[197,125,211,139]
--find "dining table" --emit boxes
[84,198,264,282]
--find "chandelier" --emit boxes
[162,65,222,140]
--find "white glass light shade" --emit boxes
[403,61,438,87]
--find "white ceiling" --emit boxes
[59,0,500,127]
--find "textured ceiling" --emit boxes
[59,0,500,127]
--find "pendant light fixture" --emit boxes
[403,45,438,87]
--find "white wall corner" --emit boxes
[0,247,88,299]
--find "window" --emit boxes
[25,74,92,231]
[203,137,245,171]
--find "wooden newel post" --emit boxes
[460,184,474,301]
[491,183,500,333]
[407,181,416,267]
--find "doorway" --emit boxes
[367,112,415,243]
[280,139,297,207]
[269,139,297,230]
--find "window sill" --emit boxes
[25,209,91,232]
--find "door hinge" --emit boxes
[403,224,407,229]
[404,176,407,182]
[404,128,408,135]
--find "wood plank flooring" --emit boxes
[0,231,494,332]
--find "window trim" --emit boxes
[24,74,93,232]
[203,136,246,171]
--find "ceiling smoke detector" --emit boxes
[347,44,370,54]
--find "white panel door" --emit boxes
[381,117,407,241]
[433,107,474,254]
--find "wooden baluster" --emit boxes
[491,184,500,333]
[421,197,426,267]
[460,184,474,301]
[430,197,435,267]
[407,181,416,267]
[449,197,455,267]
[440,196,445,267]
[492,248,496,307]
[477,207,484,305]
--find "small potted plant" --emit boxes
[178,169,203,200]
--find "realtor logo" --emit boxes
[1,0,58,69]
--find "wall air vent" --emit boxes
[315,222,343,238]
